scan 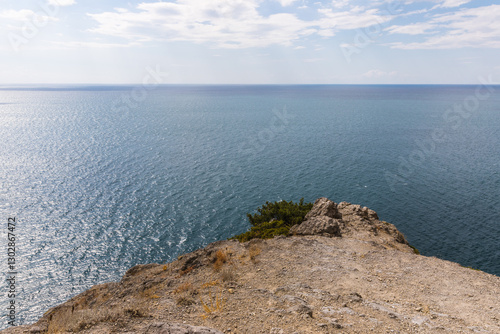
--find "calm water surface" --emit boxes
[0,85,499,326]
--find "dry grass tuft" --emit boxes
[213,249,229,271]
[201,280,219,289]
[249,245,261,263]
[174,281,193,294]
[220,266,236,282]
[174,280,198,307]
[125,307,146,317]
[176,296,196,306]
[199,288,226,318]
[178,265,196,277]
[46,304,147,333]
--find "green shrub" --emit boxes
[409,245,420,255]
[231,198,313,242]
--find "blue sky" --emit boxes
[1,0,499,84]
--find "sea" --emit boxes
[0,84,499,327]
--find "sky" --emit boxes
[0,0,499,84]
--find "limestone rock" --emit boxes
[304,197,341,219]
[289,216,341,237]
[337,202,378,221]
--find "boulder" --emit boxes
[305,197,341,219]
[289,216,341,237]
[337,202,378,221]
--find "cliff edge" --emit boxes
[3,198,500,333]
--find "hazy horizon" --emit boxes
[1,83,499,87]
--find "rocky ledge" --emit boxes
[3,198,500,333]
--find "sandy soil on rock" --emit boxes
[3,235,499,334]
[3,199,499,334]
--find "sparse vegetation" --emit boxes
[249,244,261,263]
[461,265,481,271]
[176,296,195,306]
[174,281,197,306]
[199,288,226,318]
[213,249,229,271]
[46,305,147,333]
[125,308,146,317]
[231,198,313,242]
[409,245,420,255]
[201,280,219,289]
[174,281,193,294]
[220,266,236,282]
[178,265,196,277]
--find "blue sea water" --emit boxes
[0,84,499,326]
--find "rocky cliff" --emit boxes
[3,198,500,333]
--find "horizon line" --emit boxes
[1,83,497,87]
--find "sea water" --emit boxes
[0,85,499,326]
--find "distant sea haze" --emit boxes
[0,84,499,327]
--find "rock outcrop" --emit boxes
[289,215,341,237]
[3,198,500,334]
[290,198,408,250]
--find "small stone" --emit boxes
[288,304,313,317]
[348,292,363,303]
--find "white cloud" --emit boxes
[439,0,470,8]
[48,41,139,49]
[0,9,58,29]
[88,0,393,49]
[317,8,392,33]
[399,8,430,17]
[0,9,38,21]
[88,0,314,48]
[386,22,436,35]
[402,0,469,7]
[48,0,76,6]
[390,5,500,49]
[332,0,350,9]
[276,0,300,6]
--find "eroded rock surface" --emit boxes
[289,216,341,237]
[290,197,408,250]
